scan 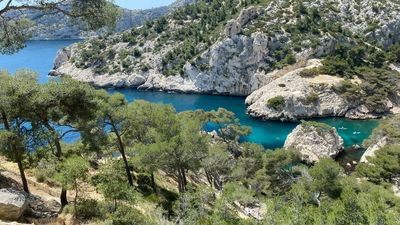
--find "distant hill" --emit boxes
[12,0,193,40]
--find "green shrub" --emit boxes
[305,92,319,104]
[76,199,102,219]
[301,120,332,131]
[267,96,285,109]
[299,68,320,77]
[140,64,150,72]
[319,57,352,76]
[332,80,361,101]
[133,48,142,58]
[283,52,297,65]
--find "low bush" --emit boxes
[267,96,285,109]
[305,92,319,104]
[299,68,320,77]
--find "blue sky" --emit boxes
[115,0,176,9]
[0,0,176,10]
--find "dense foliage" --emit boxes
[0,0,120,54]
[1,70,399,224]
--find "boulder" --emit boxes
[284,122,344,163]
[0,189,28,222]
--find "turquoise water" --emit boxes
[0,40,379,149]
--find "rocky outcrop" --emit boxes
[245,60,353,121]
[360,137,388,163]
[284,123,344,163]
[245,58,398,121]
[0,189,28,222]
[225,6,262,38]
[51,0,400,119]
[52,32,284,96]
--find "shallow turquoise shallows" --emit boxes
[0,40,379,149]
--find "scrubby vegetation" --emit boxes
[1,70,399,224]
[267,95,285,109]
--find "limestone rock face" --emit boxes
[245,60,352,121]
[284,123,344,163]
[51,0,400,119]
[225,6,261,38]
[360,137,387,163]
[53,48,71,70]
[53,32,281,96]
[0,189,28,222]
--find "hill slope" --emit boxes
[11,0,192,40]
[52,0,400,121]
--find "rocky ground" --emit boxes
[0,157,63,224]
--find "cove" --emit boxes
[0,40,379,149]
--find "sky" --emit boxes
[0,0,176,10]
[115,0,176,9]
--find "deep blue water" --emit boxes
[0,40,379,149]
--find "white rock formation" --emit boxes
[225,6,262,38]
[0,189,28,222]
[52,31,282,96]
[50,0,400,119]
[360,137,388,163]
[284,123,344,163]
[245,60,352,121]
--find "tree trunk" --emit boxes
[182,169,187,188]
[44,122,69,210]
[44,123,62,158]
[110,122,133,186]
[17,159,29,193]
[60,189,68,211]
[1,110,30,193]
[177,170,183,193]
[74,182,78,218]
[177,168,187,193]
[150,172,157,193]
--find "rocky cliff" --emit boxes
[52,0,400,120]
[284,122,344,163]
[11,1,192,40]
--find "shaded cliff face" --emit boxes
[52,0,400,119]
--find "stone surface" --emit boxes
[51,0,400,119]
[0,189,28,222]
[284,123,344,163]
[225,6,261,38]
[360,137,388,163]
[245,60,353,121]
[0,221,33,225]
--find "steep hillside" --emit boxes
[10,0,192,40]
[52,0,400,121]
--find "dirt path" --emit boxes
[0,157,60,202]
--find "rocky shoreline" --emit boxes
[51,47,399,122]
[50,0,400,122]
